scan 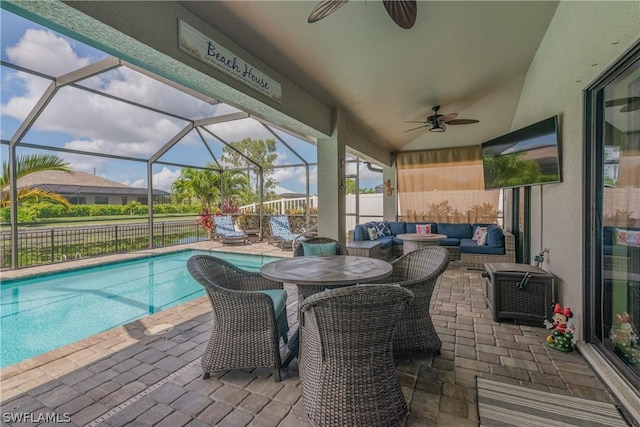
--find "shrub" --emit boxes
[17,204,40,222]
[36,203,69,218]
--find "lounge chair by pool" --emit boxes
[213,215,249,245]
[267,215,316,251]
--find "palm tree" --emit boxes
[171,167,221,211]
[1,153,72,209]
[171,164,253,211]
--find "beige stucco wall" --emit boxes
[512,1,640,338]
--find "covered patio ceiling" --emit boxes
[179,1,561,152]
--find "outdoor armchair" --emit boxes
[299,284,414,427]
[367,246,450,354]
[293,236,351,300]
[267,214,317,251]
[213,215,249,245]
[186,254,289,381]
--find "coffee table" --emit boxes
[397,233,447,254]
[260,255,393,366]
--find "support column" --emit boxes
[317,109,346,243]
[382,156,397,221]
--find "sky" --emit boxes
[0,10,382,196]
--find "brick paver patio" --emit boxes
[0,242,622,426]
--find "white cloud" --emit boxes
[272,168,294,183]
[123,178,145,188]
[6,28,90,75]
[56,151,111,175]
[152,167,182,191]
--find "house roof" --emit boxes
[6,170,169,196]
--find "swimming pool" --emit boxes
[0,250,280,368]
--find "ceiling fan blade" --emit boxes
[438,113,458,122]
[308,0,350,23]
[605,96,640,107]
[620,99,640,112]
[383,0,417,29]
[446,119,480,125]
[403,124,429,133]
[404,120,427,124]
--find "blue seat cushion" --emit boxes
[302,241,337,256]
[257,289,288,316]
[439,237,460,246]
[388,221,406,236]
[376,236,394,249]
[460,238,505,255]
[438,223,473,239]
[392,236,404,245]
[486,225,505,247]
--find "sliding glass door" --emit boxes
[585,42,640,387]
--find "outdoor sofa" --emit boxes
[348,220,515,269]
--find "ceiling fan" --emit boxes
[404,105,480,133]
[308,0,417,29]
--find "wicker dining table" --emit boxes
[260,255,393,366]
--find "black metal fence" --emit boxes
[0,213,319,270]
[0,220,207,269]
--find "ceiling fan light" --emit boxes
[429,124,445,133]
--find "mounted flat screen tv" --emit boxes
[481,116,561,190]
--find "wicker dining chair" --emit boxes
[186,254,289,381]
[368,246,450,354]
[293,236,351,300]
[299,284,414,427]
[293,236,350,256]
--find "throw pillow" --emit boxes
[367,227,379,240]
[472,226,488,240]
[416,224,432,235]
[616,228,640,244]
[486,225,505,247]
[302,242,337,256]
[477,231,488,246]
[375,222,391,237]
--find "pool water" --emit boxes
[0,250,279,368]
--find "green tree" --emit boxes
[1,153,72,209]
[345,178,377,195]
[345,178,357,195]
[221,138,278,201]
[171,164,252,211]
[171,167,220,211]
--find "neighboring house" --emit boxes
[3,170,170,205]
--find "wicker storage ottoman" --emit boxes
[483,262,555,326]
[346,240,382,259]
